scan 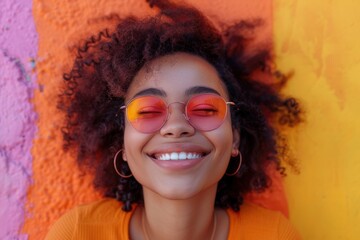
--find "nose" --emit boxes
[159,103,195,138]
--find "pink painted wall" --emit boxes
[0,0,38,239]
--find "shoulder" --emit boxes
[75,198,131,222]
[227,202,302,240]
[45,198,134,240]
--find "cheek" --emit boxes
[217,118,234,146]
[123,128,144,174]
[123,127,155,187]
[123,125,153,169]
[208,121,234,159]
[123,126,146,160]
[201,124,234,182]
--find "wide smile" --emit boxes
[147,147,211,171]
[152,152,207,161]
[146,143,212,170]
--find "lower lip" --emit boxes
[151,157,205,171]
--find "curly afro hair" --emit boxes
[59,0,301,212]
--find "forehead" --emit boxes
[126,53,229,100]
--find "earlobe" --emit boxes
[231,149,239,157]
[232,128,240,151]
[122,150,127,161]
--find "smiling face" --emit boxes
[123,53,239,200]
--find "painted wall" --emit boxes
[0,0,358,239]
[275,1,360,239]
[0,0,37,239]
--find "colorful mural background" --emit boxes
[0,0,359,239]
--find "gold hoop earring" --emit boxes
[113,150,133,178]
[226,152,242,176]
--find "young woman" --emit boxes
[46,0,302,239]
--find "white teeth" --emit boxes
[170,152,178,160]
[156,152,203,161]
[179,152,187,160]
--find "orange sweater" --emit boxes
[45,198,301,240]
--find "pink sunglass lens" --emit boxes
[186,95,227,131]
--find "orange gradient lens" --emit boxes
[126,96,167,133]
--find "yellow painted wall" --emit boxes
[274,0,360,239]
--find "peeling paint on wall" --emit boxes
[0,0,38,239]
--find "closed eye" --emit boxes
[136,106,164,118]
[190,105,218,116]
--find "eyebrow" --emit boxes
[185,86,221,96]
[131,86,220,99]
[132,88,167,98]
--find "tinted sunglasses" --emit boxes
[121,93,235,133]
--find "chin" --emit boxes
[144,179,219,201]
[156,188,199,200]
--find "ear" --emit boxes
[232,128,240,150]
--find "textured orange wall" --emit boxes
[24,0,277,239]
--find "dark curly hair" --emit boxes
[59,0,301,212]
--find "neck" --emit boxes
[139,186,218,240]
